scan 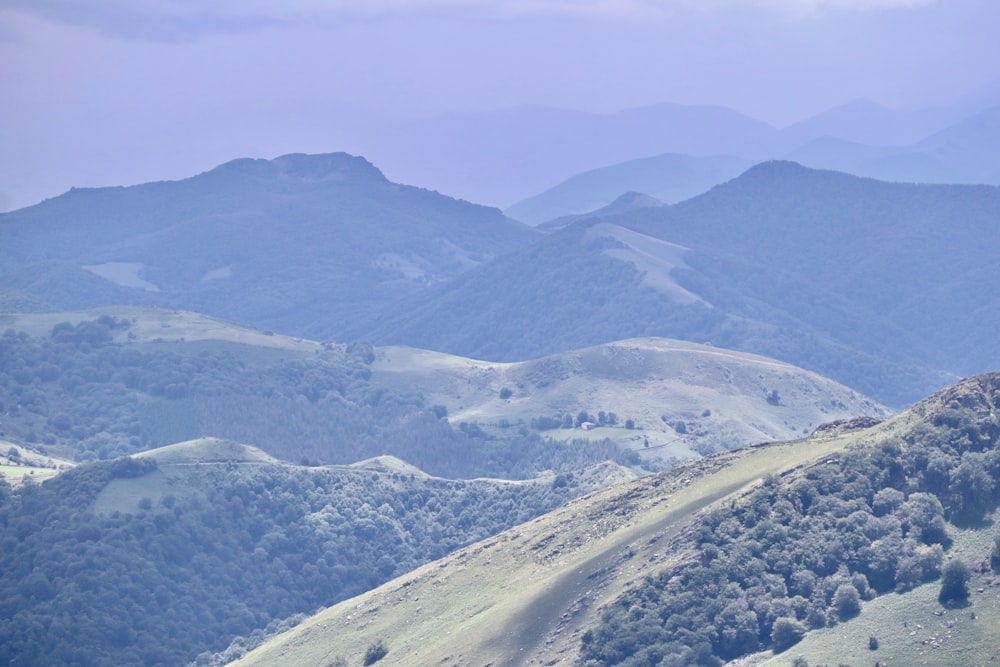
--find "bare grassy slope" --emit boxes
[373,337,889,465]
[0,306,322,351]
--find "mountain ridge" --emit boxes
[0,152,539,340]
[355,161,997,406]
[503,102,1000,224]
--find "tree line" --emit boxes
[0,454,602,667]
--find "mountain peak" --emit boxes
[208,152,387,184]
[729,160,825,186]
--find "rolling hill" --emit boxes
[370,338,889,465]
[0,307,885,475]
[0,152,539,341]
[351,162,1000,406]
[0,307,641,479]
[227,371,1000,667]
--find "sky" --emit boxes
[2,0,1000,212]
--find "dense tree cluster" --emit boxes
[0,456,596,667]
[581,379,1000,666]
[0,317,638,478]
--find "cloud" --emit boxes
[1,0,940,40]
[715,0,938,15]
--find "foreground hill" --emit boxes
[0,152,538,340]
[0,308,885,475]
[353,162,999,406]
[0,437,630,667]
[229,372,1000,667]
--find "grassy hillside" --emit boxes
[0,440,74,485]
[372,338,889,466]
[227,430,858,667]
[228,371,1000,667]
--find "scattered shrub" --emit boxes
[363,640,388,665]
[771,617,806,652]
[938,559,970,606]
[833,584,861,621]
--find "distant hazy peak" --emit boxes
[207,152,387,184]
[729,159,856,186]
[606,191,666,210]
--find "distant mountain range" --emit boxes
[365,97,981,210]
[5,155,998,406]
[349,161,1000,406]
[506,154,750,225]
[506,103,1000,225]
[363,103,776,208]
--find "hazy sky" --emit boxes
[2,0,999,212]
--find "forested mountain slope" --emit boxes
[0,152,538,340]
[353,162,999,406]
[230,371,1000,667]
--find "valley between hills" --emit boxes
[1,127,1000,666]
